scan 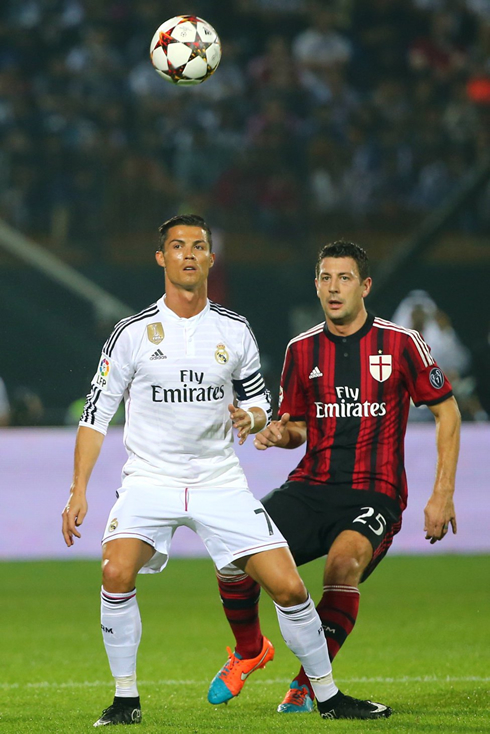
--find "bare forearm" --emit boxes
[432,399,461,498]
[254,417,307,450]
[424,397,460,543]
[71,425,105,493]
[62,426,104,546]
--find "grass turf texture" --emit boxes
[1,556,488,733]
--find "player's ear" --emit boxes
[209,252,215,268]
[155,249,165,269]
[362,277,372,298]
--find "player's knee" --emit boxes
[326,554,364,585]
[102,558,136,592]
[272,575,308,607]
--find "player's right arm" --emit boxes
[400,328,460,544]
[424,396,460,544]
[62,426,105,546]
[62,324,134,546]
[254,415,307,450]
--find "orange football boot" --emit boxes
[207,636,275,704]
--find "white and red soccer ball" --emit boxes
[150,15,221,86]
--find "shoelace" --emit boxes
[285,687,309,705]
[219,647,239,679]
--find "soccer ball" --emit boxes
[150,15,221,86]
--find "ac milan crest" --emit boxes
[369,354,392,382]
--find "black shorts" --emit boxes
[262,481,403,582]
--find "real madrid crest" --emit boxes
[147,322,164,344]
[108,518,118,532]
[215,343,229,365]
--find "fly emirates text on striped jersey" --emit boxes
[314,386,387,418]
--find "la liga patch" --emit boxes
[95,356,111,391]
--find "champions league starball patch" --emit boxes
[429,367,445,389]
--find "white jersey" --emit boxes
[80,297,272,488]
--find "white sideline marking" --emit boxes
[1,676,489,691]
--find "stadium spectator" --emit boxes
[61,215,391,725]
[292,5,353,100]
[393,289,472,378]
[392,290,484,421]
[208,241,460,713]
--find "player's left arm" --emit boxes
[228,402,268,445]
[424,396,461,544]
[230,320,272,445]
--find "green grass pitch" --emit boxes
[1,555,489,733]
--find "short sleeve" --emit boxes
[79,326,135,434]
[231,321,260,381]
[232,321,272,422]
[401,331,453,407]
[278,344,307,420]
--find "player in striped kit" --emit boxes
[61,218,389,726]
[209,241,460,714]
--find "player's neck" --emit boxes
[326,308,368,337]
[164,283,208,319]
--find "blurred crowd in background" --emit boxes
[0,0,489,424]
[1,0,490,249]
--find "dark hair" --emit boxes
[315,240,370,281]
[158,214,213,251]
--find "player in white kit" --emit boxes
[62,214,390,725]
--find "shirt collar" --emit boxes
[323,312,375,343]
[159,295,210,323]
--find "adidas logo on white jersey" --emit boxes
[150,349,167,360]
[309,366,323,379]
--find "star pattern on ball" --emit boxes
[150,15,221,85]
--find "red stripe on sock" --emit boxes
[217,575,263,658]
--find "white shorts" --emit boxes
[102,480,288,574]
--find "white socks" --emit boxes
[274,594,338,702]
[99,587,337,703]
[100,588,141,697]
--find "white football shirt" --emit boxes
[80,297,271,488]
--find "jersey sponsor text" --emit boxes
[315,400,387,418]
[152,384,225,403]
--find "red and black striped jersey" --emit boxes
[278,313,453,511]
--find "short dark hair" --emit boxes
[158,214,213,251]
[315,240,370,281]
